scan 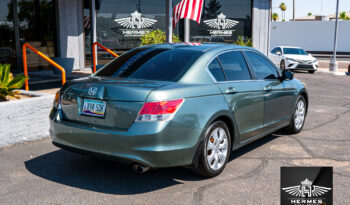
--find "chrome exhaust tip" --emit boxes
[132,164,150,174]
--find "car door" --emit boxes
[244,51,295,132]
[207,51,264,142]
[270,47,283,66]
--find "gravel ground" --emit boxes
[0,72,349,205]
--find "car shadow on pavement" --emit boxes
[24,134,279,195]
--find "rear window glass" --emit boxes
[208,58,226,81]
[218,51,251,81]
[95,48,202,82]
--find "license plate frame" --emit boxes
[82,99,106,117]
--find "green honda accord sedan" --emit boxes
[49,43,308,177]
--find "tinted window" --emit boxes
[283,48,308,55]
[245,52,279,80]
[96,48,202,82]
[208,58,226,81]
[218,51,251,81]
[271,48,277,54]
[272,47,282,54]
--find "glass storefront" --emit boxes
[84,0,182,66]
[84,0,252,67]
[0,0,56,72]
[190,0,252,43]
[0,0,17,70]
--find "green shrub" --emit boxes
[0,64,28,101]
[235,36,252,47]
[140,29,180,46]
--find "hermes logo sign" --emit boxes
[115,11,157,37]
[203,12,238,37]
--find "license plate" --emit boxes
[82,99,106,117]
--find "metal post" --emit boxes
[166,0,173,43]
[267,0,272,56]
[12,0,22,71]
[293,0,295,21]
[329,0,340,72]
[184,18,190,43]
[90,0,97,66]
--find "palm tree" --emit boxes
[339,12,350,20]
[279,3,287,21]
[204,0,222,19]
[272,13,279,21]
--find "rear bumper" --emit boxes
[49,112,201,168]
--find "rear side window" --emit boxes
[208,58,226,81]
[245,51,279,80]
[96,48,202,82]
[218,51,251,81]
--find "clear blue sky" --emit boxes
[272,0,350,20]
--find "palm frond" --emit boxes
[0,64,25,101]
[8,74,27,89]
[0,64,4,83]
[1,64,11,85]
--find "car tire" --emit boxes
[193,121,231,177]
[308,70,315,74]
[284,96,307,134]
[280,60,286,71]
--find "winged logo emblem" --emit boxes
[203,12,238,29]
[282,178,331,197]
[115,10,157,29]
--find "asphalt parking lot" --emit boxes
[1,72,350,205]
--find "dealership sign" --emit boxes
[281,167,333,205]
[203,12,238,37]
[115,11,157,37]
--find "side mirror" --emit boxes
[276,51,282,56]
[282,70,294,81]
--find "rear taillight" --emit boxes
[136,99,184,122]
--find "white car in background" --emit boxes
[270,46,318,74]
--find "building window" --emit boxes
[0,0,57,72]
[0,0,16,70]
[190,0,252,43]
[83,0,182,67]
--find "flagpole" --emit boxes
[166,0,173,43]
[184,18,190,43]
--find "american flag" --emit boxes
[173,0,204,27]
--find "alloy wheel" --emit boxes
[206,127,229,171]
[294,100,306,130]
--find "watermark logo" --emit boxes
[282,178,331,197]
[281,167,333,205]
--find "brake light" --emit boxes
[136,99,184,121]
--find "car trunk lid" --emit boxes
[60,77,170,130]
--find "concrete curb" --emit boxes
[317,69,347,76]
[0,92,54,147]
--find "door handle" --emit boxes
[225,87,237,94]
[264,86,272,91]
